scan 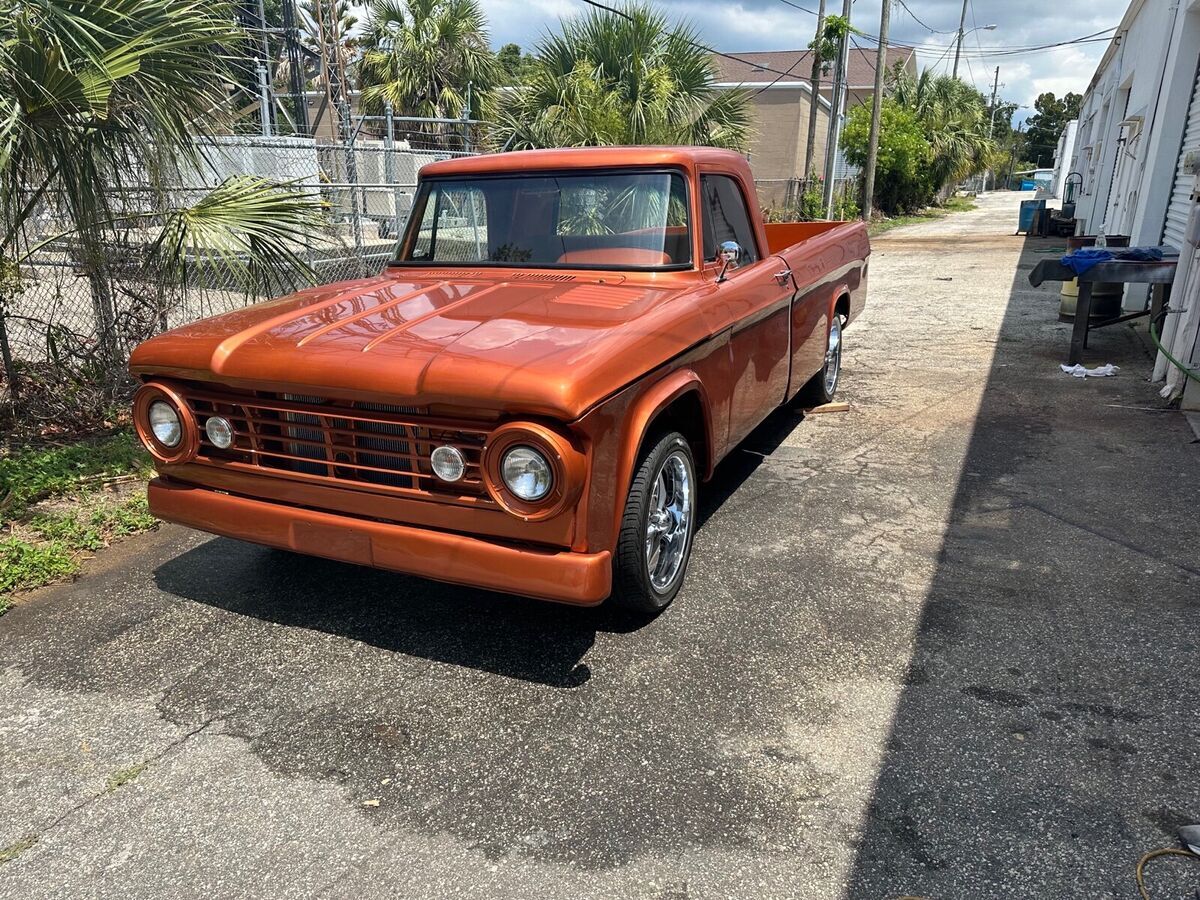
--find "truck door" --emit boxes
[699,174,793,448]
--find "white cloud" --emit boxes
[474,0,1127,120]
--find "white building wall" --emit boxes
[1075,0,1195,232]
[1052,120,1078,199]
[1127,2,1200,247]
[1069,0,1200,308]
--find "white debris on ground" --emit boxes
[1060,363,1121,377]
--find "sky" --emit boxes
[474,0,1131,123]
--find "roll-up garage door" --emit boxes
[1163,62,1200,251]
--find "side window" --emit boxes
[411,184,488,262]
[701,175,759,266]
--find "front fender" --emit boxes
[573,366,718,555]
[608,368,714,544]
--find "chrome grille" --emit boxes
[184,389,490,501]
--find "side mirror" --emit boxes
[717,240,741,282]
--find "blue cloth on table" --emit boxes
[1061,248,1112,275]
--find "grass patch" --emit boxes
[106,762,148,792]
[869,196,978,236]
[0,835,38,866]
[0,432,157,606]
[0,430,151,521]
[0,538,77,601]
[0,495,158,602]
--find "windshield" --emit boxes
[395,171,692,270]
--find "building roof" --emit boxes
[712,46,917,90]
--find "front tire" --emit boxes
[797,312,845,407]
[611,431,697,614]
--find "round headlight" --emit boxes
[148,400,182,448]
[205,415,234,449]
[430,445,465,482]
[501,445,552,501]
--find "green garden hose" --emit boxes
[1149,317,1200,385]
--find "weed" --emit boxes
[0,538,77,598]
[106,762,147,792]
[28,512,105,551]
[93,494,156,537]
[0,835,38,865]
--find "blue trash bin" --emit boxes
[1018,199,1046,234]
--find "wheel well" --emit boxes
[834,292,851,324]
[643,390,709,477]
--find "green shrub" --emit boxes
[842,99,935,216]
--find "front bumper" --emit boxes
[148,478,612,605]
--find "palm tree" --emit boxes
[299,0,359,57]
[358,0,498,126]
[890,67,996,192]
[494,3,753,151]
[0,0,324,401]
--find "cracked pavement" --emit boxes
[1,193,1198,898]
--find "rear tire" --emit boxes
[611,431,697,614]
[797,311,845,407]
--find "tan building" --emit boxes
[714,46,918,207]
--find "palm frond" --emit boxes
[152,177,325,299]
[494,1,752,151]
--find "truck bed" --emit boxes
[762,220,859,256]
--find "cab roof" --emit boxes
[419,146,752,178]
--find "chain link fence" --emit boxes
[2,139,859,430]
[1,133,475,427]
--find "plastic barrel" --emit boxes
[1059,234,1127,321]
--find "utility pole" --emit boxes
[282,0,309,136]
[803,0,827,181]
[861,0,890,221]
[255,0,273,134]
[952,0,969,79]
[257,63,273,137]
[986,66,1000,191]
[821,0,852,218]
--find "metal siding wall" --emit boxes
[1164,61,1200,249]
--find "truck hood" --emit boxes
[129,269,704,420]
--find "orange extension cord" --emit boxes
[1135,847,1200,900]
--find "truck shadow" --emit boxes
[152,405,809,689]
[842,233,1200,896]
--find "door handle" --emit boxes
[774,269,792,285]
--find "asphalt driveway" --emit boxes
[2,193,1198,899]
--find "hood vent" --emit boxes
[508,272,576,282]
[555,284,645,309]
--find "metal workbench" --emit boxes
[1028,251,1178,365]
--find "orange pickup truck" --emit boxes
[130,147,869,612]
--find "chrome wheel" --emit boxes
[823,315,843,396]
[644,450,693,594]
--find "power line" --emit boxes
[578,0,828,84]
[775,0,820,17]
[851,24,1117,56]
[751,0,823,96]
[953,36,1114,59]
[576,1,1114,80]
[895,0,956,35]
[751,52,815,96]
